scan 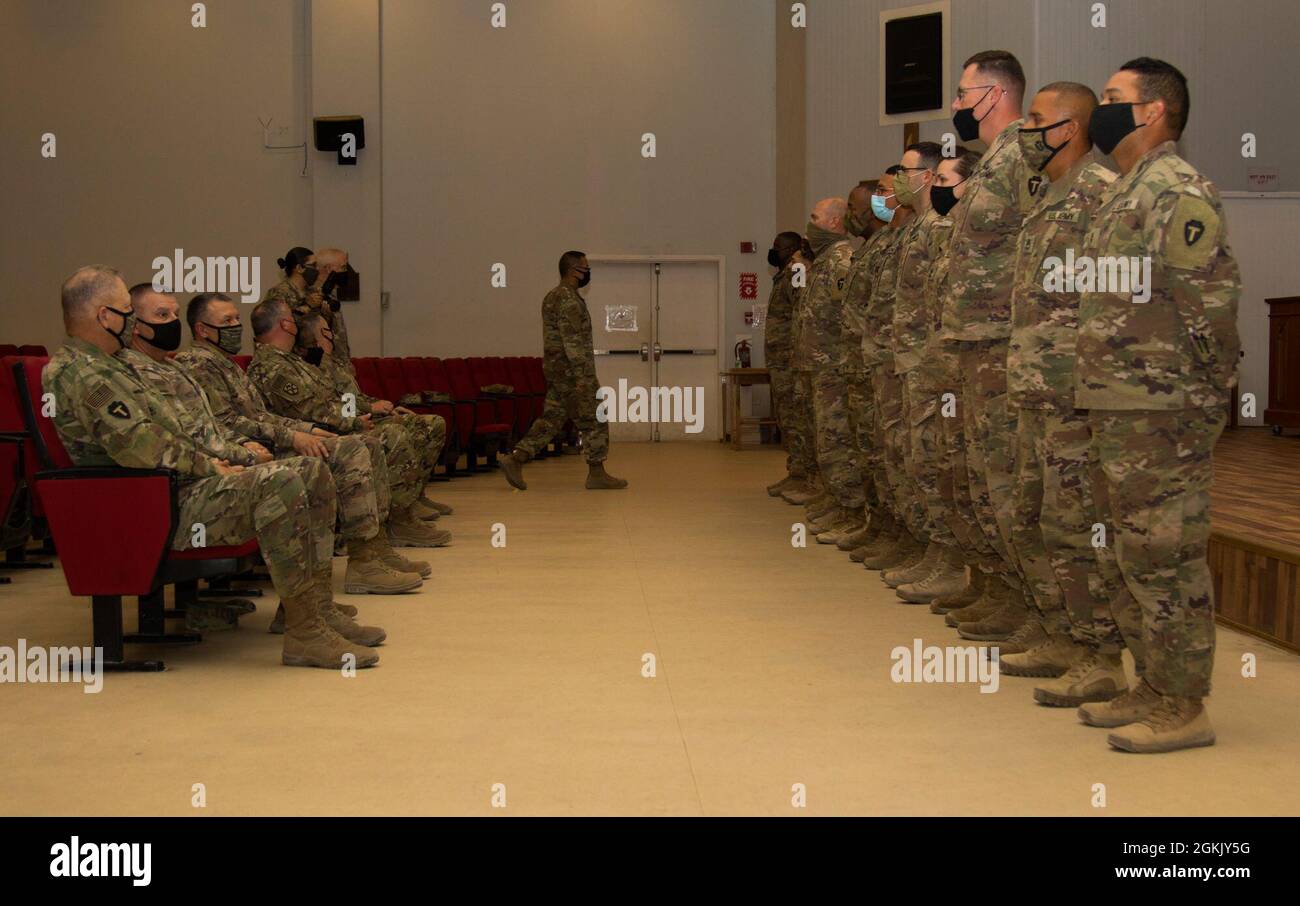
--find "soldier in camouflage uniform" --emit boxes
[246,298,452,549]
[264,246,353,374]
[940,51,1047,642]
[44,266,377,669]
[313,247,356,368]
[175,293,435,588]
[835,177,897,558]
[764,231,814,499]
[1073,60,1240,753]
[297,310,455,519]
[991,84,1135,707]
[858,184,917,571]
[779,243,823,508]
[799,197,862,539]
[500,252,627,491]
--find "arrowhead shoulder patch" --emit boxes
[1164,194,1219,270]
[106,400,131,420]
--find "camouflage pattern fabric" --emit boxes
[803,237,860,508]
[324,356,446,478]
[764,266,806,478]
[264,278,352,371]
[513,283,609,464]
[43,338,333,597]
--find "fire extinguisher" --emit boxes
[734,339,751,369]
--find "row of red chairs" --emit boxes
[0,344,47,359]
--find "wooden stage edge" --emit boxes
[1209,428,1300,654]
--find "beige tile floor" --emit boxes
[1,442,1298,816]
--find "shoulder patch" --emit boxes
[1027,175,1044,196]
[85,382,112,410]
[1164,194,1220,270]
[273,374,301,398]
[106,400,131,420]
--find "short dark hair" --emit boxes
[128,282,166,304]
[950,149,981,181]
[250,298,289,337]
[884,164,902,175]
[276,246,314,278]
[60,265,122,320]
[1119,57,1189,136]
[905,141,943,170]
[187,292,235,331]
[964,50,1025,102]
[299,310,326,334]
[558,250,586,278]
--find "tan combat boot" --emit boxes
[767,475,800,497]
[781,483,822,506]
[944,575,1003,626]
[412,498,442,521]
[863,528,918,571]
[805,496,838,526]
[858,514,900,560]
[1077,677,1163,728]
[816,508,864,543]
[1032,650,1126,706]
[883,539,938,587]
[896,545,967,604]
[321,602,387,647]
[345,535,424,593]
[586,462,628,489]
[930,567,986,614]
[836,517,875,552]
[280,590,379,669]
[957,600,1028,641]
[368,534,431,578]
[1000,631,1079,676]
[427,499,454,516]
[1107,697,1216,753]
[389,510,453,547]
[776,477,814,501]
[994,618,1048,657]
[500,449,528,490]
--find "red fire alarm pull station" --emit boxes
[739,273,759,300]
[740,241,756,254]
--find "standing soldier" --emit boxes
[1074,59,1240,753]
[996,83,1131,704]
[313,247,357,367]
[800,198,861,540]
[763,231,812,499]
[44,266,377,669]
[780,238,823,509]
[940,50,1047,642]
[499,251,628,491]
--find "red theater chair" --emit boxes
[442,358,510,472]
[0,345,18,359]
[12,358,260,671]
[467,356,520,440]
[17,345,48,357]
[0,357,55,568]
[422,359,476,473]
[398,357,459,475]
[350,357,384,399]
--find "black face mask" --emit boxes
[1089,102,1146,156]
[767,248,783,269]
[202,322,244,355]
[303,346,325,367]
[930,181,964,217]
[301,265,319,286]
[101,306,136,349]
[139,318,182,352]
[321,264,360,304]
[576,268,591,289]
[952,85,996,141]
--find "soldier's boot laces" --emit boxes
[1000,630,1078,675]
[805,497,838,526]
[1106,697,1215,754]
[500,450,528,490]
[388,510,453,548]
[897,546,967,604]
[883,539,938,587]
[412,497,442,521]
[957,598,1030,642]
[427,498,454,516]
[1077,677,1163,728]
[858,515,900,559]
[994,618,1049,658]
[930,566,987,614]
[371,535,431,578]
[1033,651,1126,707]
[816,508,864,542]
[280,592,379,669]
[322,602,387,648]
[777,477,814,501]
[585,462,628,489]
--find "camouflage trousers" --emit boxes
[904,368,958,548]
[371,420,427,513]
[867,363,905,526]
[1010,408,1129,644]
[389,411,447,477]
[812,370,864,509]
[1088,408,1225,698]
[174,456,336,599]
[277,434,383,542]
[889,370,930,538]
[790,371,819,481]
[932,349,989,565]
[958,340,1022,585]
[515,368,609,465]
[844,372,880,514]
[770,363,812,479]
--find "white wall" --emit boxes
[379,0,776,358]
[804,0,1300,422]
[0,0,313,352]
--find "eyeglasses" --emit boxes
[955,84,996,103]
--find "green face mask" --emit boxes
[893,170,921,207]
[844,209,868,237]
[805,220,844,256]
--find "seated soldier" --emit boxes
[298,309,453,519]
[43,266,377,669]
[174,292,433,600]
[245,298,451,549]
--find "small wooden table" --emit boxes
[720,367,776,450]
